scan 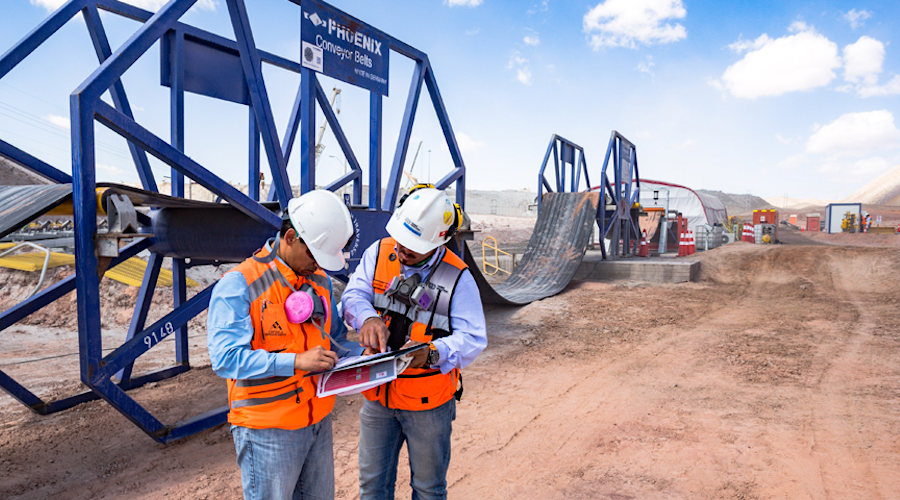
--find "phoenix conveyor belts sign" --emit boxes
[301,0,389,96]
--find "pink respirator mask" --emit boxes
[285,283,330,325]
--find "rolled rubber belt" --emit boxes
[463,191,600,306]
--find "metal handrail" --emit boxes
[481,236,512,276]
[0,242,51,298]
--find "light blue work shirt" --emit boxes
[341,241,487,375]
[207,238,362,380]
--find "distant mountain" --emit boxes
[841,164,900,206]
[696,189,771,216]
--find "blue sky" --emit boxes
[1,0,899,201]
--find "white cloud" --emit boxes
[719,25,840,98]
[524,36,541,46]
[635,55,655,75]
[583,0,686,50]
[844,9,872,29]
[455,132,486,153]
[777,154,809,169]
[528,1,550,15]
[818,157,890,177]
[32,0,215,13]
[508,51,532,85]
[466,28,480,36]
[43,114,70,130]
[516,68,533,85]
[677,138,696,150]
[776,134,793,145]
[843,36,884,85]
[806,110,900,156]
[507,52,527,69]
[728,34,772,54]
[857,75,900,98]
[788,20,810,33]
[97,163,125,175]
[446,0,483,7]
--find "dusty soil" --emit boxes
[2,218,900,499]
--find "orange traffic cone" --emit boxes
[677,232,686,257]
[688,231,696,255]
[639,230,649,257]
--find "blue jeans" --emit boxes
[358,398,456,500]
[231,416,334,500]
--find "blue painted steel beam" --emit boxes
[75,0,198,104]
[281,86,302,166]
[224,0,291,207]
[71,96,103,383]
[96,0,303,74]
[83,3,158,192]
[0,370,44,410]
[423,63,466,207]
[314,78,362,204]
[0,139,72,184]
[162,405,228,443]
[0,238,150,333]
[93,101,280,228]
[250,106,261,201]
[299,68,316,194]
[537,135,589,212]
[0,0,88,79]
[115,252,162,382]
[369,94,382,210]
[92,378,167,438]
[96,285,213,382]
[167,28,190,366]
[383,62,425,211]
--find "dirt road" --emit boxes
[2,230,900,499]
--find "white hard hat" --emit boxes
[286,190,353,272]
[386,186,459,254]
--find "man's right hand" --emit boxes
[293,346,338,372]
[358,316,389,353]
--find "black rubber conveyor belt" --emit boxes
[0,183,278,241]
[0,184,72,240]
[463,191,600,305]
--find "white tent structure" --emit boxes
[638,180,728,231]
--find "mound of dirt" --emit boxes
[3,233,900,500]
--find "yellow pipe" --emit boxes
[45,187,109,216]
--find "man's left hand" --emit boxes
[403,341,430,369]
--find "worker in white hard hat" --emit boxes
[207,189,362,500]
[341,184,487,500]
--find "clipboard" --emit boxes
[308,343,431,398]
[303,343,430,377]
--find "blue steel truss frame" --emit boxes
[536,134,590,211]
[597,130,641,260]
[0,0,468,442]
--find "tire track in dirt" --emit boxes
[802,252,898,500]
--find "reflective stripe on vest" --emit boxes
[233,375,293,388]
[230,386,303,409]
[363,238,467,411]
[224,245,335,430]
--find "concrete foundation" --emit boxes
[573,251,700,283]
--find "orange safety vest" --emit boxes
[225,244,335,430]
[363,238,466,411]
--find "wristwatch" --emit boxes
[426,344,440,366]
